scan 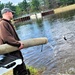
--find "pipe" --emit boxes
[0,37,48,54]
[54,4,75,14]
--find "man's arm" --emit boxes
[0,22,22,48]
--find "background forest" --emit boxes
[0,0,75,18]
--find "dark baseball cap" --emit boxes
[1,8,15,15]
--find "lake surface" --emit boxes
[16,11,75,75]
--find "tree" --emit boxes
[23,0,29,11]
[0,3,4,17]
[5,2,16,10]
[18,0,29,14]
[31,0,40,12]
[39,0,58,10]
[15,5,22,17]
[59,0,75,6]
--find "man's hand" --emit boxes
[18,41,24,50]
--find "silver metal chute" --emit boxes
[0,59,22,75]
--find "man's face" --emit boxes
[9,12,14,19]
[6,11,14,20]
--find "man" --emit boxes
[0,8,29,75]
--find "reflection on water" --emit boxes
[16,11,75,75]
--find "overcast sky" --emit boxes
[0,0,24,5]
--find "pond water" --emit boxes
[16,11,75,75]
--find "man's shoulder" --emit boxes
[0,18,5,23]
[0,18,2,22]
[0,18,4,25]
[0,19,9,25]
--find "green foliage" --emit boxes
[18,0,29,14]
[27,66,39,75]
[45,0,51,9]
[26,66,45,75]
[31,0,40,12]
[0,0,75,18]
[60,0,75,5]
[15,5,22,17]
[5,2,13,8]
[4,2,16,12]
[0,3,4,17]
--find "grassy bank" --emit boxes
[2,66,45,75]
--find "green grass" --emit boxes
[2,66,44,75]
[27,66,44,75]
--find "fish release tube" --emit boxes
[0,37,48,54]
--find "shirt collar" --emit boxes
[2,18,11,23]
